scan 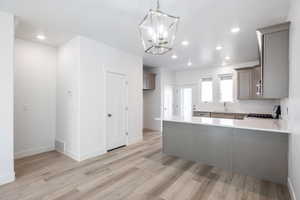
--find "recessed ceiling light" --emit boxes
[181,40,189,46]
[216,45,223,50]
[171,54,178,59]
[36,34,46,40]
[225,56,231,60]
[231,27,240,33]
[187,61,192,66]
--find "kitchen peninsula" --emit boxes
[161,116,290,184]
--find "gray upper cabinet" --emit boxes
[237,68,253,99]
[256,22,290,99]
[236,66,264,100]
[143,72,156,90]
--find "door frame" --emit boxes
[104,70,129,152]
[175,84,195,117]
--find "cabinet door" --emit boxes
[148,74,155,89]
[263,30,289,98]
[211,113,235,119]
[252,66,262,98]
[234,113,247,120]
[193,111,210,117]
[237,69,252,99]
[143,72,155,90]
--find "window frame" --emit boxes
[219,74,234,103]
[200,77,213,103]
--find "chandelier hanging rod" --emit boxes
[156,0,160,10]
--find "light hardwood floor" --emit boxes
[0,131,290,200]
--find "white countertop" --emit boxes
[159,116,290,134]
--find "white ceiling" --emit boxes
[0,0,290,70]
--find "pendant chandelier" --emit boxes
[139,0,180,55]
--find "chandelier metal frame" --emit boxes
[138,0,180,55]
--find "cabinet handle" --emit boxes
[256,80,262,96]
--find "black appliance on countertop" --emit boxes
[272,105,281,119]
[247,113,274,119]
[247,105,281,119]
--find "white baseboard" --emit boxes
[63,149,106,162]
[288,177,297,200]
[0,171,15,186]
[64,150,81,162]
[14,146,55,159]
[79,149,106,161]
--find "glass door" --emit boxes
[180,88,192,119]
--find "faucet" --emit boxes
[223,102,228,112]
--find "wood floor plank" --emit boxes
[206,170,234,200]
[0,131,291,200]
[190,167,222,200]
[160,164,200,200]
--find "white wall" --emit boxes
[57,36,143,161]
[14,39,57,159]
[162,69,176,86]
[143,67,162,131]
[284,0,300,199]
[175,64,280,114]
[79,36,143,159]
[0,11,15,185]
[161,69,176,118]
[143,68,176,131]
[56,37,81,160]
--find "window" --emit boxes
[201,78,213,102]
[219,74,233,102]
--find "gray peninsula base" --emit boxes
[162,121,288,184]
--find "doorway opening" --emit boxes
[180,88,192,119]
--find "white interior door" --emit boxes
[106,72,127,151]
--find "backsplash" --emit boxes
[194,100,280,114]
[174,64,281,115]
[280,98,289,120]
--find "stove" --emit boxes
[247,113,274,119]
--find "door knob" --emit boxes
[107,113,112,117]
